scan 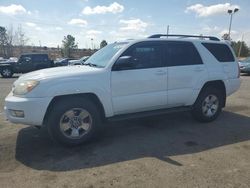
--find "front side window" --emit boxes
[166,41,203,66]
[19,55,31,63]
[120,42,164,70]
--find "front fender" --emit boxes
[27,75,113,117]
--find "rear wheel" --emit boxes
[1,67,13,78]
[47,97,101,146]
[192,87,223,122]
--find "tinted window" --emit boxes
[20,55,31,59]
[121,42,163,69]
[32,54,48,62]
[166,41,203,66]
[202,43,235,62]
[19,55,31,63]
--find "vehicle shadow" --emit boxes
[15,111,250,171]
[0,75,19,79]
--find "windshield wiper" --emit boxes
[83,62,103,68]
[84,63,98,67]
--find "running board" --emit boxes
[107,106,191,122]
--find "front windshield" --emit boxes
[85,42,128,68]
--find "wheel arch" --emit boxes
[43,93,106,126]
[197,80,226,107]
[0,65,13,71]
[0,65,14,77]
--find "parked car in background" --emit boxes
[239,57,250,74]
[68,56,89,66]
[54,58,76,66]
[0,53,54,78]
[0,57,8,63]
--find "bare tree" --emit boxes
[14,25,29,53]
[6,25,14,57]
[0,26,8,57]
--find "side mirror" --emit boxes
[113,56,133,71]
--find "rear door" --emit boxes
[166,41,206,107]
[32,54,49,70]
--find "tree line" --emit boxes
[0,25,29,57]
[61,34,108,57]
[0,24,249,58]
[0,25,108,58]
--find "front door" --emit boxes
[16,55,33,73]
[111,41,168,115]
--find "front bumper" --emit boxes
[4,92,52,126]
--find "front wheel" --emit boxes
[192,87,223,122]
[1,67,13,78]
[47,97,101,146]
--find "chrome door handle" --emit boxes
[194,67,204,72]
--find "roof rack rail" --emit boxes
[148,34,220,41]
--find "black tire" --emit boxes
[192,87,223,122]
[47,97,101,146]
[1,67,13,78]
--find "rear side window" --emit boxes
[166,41,203,66]
[202,43,235,62]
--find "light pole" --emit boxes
[91,38,94,50]
[227,8,239,40]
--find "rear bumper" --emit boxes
[225,78,241,96]
[4,92,52,126]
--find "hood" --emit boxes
[18,66,100,81]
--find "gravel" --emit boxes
[0,75,249,188]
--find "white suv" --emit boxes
[4,34,241,145]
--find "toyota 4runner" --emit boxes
[4,34,241,145]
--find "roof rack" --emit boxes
[148,34,220,41]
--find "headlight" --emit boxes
[13,80,40,95]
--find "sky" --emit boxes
[0,0,250,48]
